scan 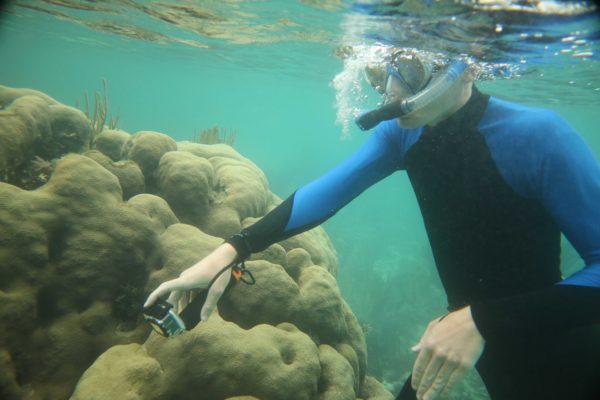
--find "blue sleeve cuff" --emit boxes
[560,263,600,287]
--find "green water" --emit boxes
[1,1,599,397]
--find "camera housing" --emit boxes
[143,298,186,337]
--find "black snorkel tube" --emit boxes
[355,99,410,131]
[356,60,468,131]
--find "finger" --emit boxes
[167,290,184,312]
[416,353,445,399]
[200,269,231,321]
[421,358,457,400]
[144,279,183,307]
[180,290,191,309]
[412,343,432,390]
[200,288,223,321]
[439,364,466,399]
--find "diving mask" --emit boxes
[356,51,467,131]
[384,49,438,102]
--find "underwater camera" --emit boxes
[142,290,208,337]
[142,261,255,337]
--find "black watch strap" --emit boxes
[225,231,252,261]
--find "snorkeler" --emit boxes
[145,48,600,399]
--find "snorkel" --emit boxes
[356,59,468,131]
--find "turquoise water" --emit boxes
[1,0,599,397]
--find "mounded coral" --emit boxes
[94,128,131,161]
[121,130,177,192]
[158,143,272,239]
[84,150,145,200]
[0,85,92,185]
[0,85,393,400]
[0,154,167,400]
[72,320,322,400]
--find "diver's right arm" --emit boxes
[227,124,402,259]
[144,241,238,321]
[144,122,403,320]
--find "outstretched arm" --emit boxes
[145,123,403,319]
[227,126,402,258]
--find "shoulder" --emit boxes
[481,97,572,141]
[479,96,586,198]
[373,119,423,167]
[480,96,584,162]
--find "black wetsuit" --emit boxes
[227,89,600,399]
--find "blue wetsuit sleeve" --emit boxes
[471,109,600,343]
[226,123,402,257]
[544,122,600,286]
[284,125,402,234]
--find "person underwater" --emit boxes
[145,47,600,400]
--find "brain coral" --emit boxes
[0,85,92,185]
[0,85,393,400]
[121,130,177,192]
[0,154,168,400]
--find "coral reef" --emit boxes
[0,154,163,400]
[84,150,145,200]
[0,85,92,187]
[94,128,130,161]
[0,84,393,400]
[76,79,120,146]
[121,130,177,193]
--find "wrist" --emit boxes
[225,231,252,260]
[465,306,485,342]
[221,241,238,256]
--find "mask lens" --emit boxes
[389,51,433,95]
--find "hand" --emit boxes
[411,306,485,400]
[144,243,238,321]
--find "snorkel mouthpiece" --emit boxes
[356,60,468,131]
[355,100,408,131]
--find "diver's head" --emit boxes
[358,49,474,130]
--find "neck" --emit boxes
[429,84,474,127]
[431,86,489,131]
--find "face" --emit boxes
[393,68,475,129]
[378,49,475,129]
